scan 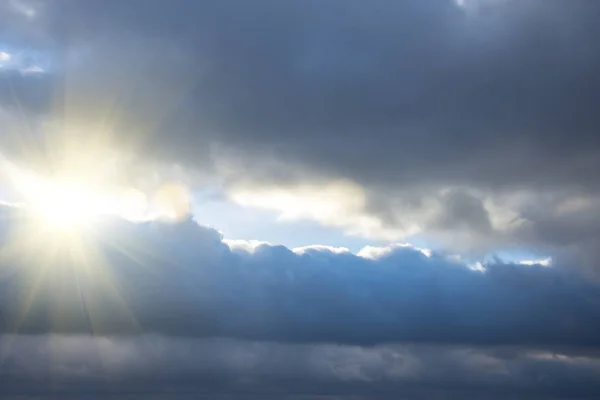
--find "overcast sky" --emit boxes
[2,0,600,398]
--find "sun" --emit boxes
[5,167,114,229]
[26,180,110,228]
[2,160,188,232]
[0,119,186,337]
[1,159,154,232]
[0,159,153,339]
[0,127,191,233]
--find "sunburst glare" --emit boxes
[0,130,191,357]
[8,167,122,228]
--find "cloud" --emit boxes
[520,257,552,267]
[1,1,600,398]
[0,50,46,75]
[2,335,600,399]
[8,0,39,20]
[0,204,599,348]
[0,0,599,265]
[229,180,407,241]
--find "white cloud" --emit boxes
[520,257,552,267]
[224,238,271,253]
[231,180,366,222]
[357,243,413,260]
[230,180,407,241]
[19,65,44,74]
[228,180,518,252]
[293,244,351,255]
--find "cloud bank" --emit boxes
[0,205,598,347]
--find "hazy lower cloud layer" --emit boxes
[3,335,600,400]
[0,206,600,398]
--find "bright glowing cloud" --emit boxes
[4,165,193,229]
[520,257,552,267]
[0,120,195,232]
[293,244,351,255]
[230,180,409,241]
[2,161,145,229]
[230,180,366,221]
[224,239,271,253]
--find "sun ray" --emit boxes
[0,155,163,353]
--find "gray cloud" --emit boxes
[2,0,600,259]
[0,205,599,348]
[43,0,600,189]
[2,335,600,399]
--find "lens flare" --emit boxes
[153,182,191,222]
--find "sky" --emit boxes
[2,0,600,398]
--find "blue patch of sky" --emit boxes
[0,43,52,74]
[191,197,379,253]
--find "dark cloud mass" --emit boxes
[0,205,598,347]
[3,0,599,188]
[2,0,600,257]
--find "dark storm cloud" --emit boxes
[0,204,599,347]
[3,0,600,189]
[2,0,600,257]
